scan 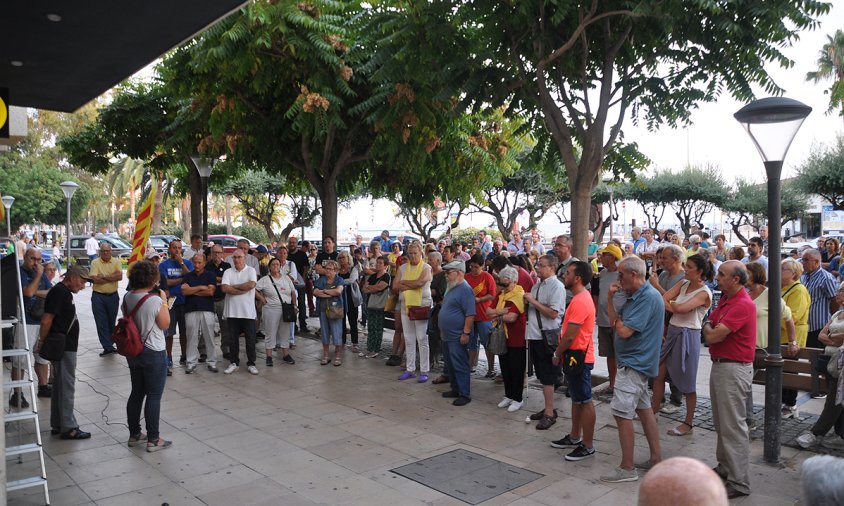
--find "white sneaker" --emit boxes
[497,398,513,408]
[507,401,523,413]
[247,365,259,375]
[822,436,844,451]
[660,404,681,414]
[796,431,817,449]
[223,364,239,374]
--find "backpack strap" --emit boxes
[124,293,155,319]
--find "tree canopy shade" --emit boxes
[796,135,844,210]
[805,29,844,119]
[369,0,830,257]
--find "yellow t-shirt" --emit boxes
[90,258,122,294]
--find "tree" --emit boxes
[391,196,464,243]
[655,165,729,238]
[368,0,830,258]
[724,177,809,244]
[806,29,844,119]
[627,175,671,231]
[796,136,844,210]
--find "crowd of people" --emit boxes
[10,225,844,494]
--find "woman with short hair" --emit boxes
[338,251,362,353]
[781,257,811,418]
[255,257,297,367]
[486,266,526,411]
[394,241,432,382]
[313,259,345,366]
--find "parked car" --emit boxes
[207,234,258,254]
[148,234,185,254]
[68,234,132,267]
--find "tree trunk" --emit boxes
[569,189,593,260]
[152,173,164,234]
[318,183,338,240]
[225,196,233,234]
[187,162,202,238]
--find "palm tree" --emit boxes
[806,29,844,120]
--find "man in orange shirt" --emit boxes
[550,260,596,461]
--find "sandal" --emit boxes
[667,422,694,436]
[147,437,173,452]
[60,428,92,440]
[320,357,330,366]
[431,375,449,384]
[128,432,147,447]
[333,358,342,367]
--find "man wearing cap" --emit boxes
[160,239,193,373]
[39,266,91,440]
[254,244,270,277]
[90,243,124,356]
[438,260,476,406]
[595,243,626,394]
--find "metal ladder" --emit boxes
[2,247,50,504]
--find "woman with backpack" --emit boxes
[123,260,172,452]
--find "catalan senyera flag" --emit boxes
[0,193,5,223]
[128,187,155,266]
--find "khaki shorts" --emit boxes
[597,326,614,357]
[611,366,651,419]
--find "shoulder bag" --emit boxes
[270,277,297,323]
[562,340,589,376]
[366,275,390,310]
[487,318,508,355]
[349,272,363,308]
[39,313,77,362]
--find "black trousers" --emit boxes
[500,346,527,402]
[227,318,256,366]
[343,291,359,344]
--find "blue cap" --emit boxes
[256,245,269,253]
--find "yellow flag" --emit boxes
[128,187,155,266]
[0,193,5,223]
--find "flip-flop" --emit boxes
[333,358,342,367]
[320,357,330,366]
[667,422,694,436]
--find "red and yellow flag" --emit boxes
[128,187,155,265]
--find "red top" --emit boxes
[563,290,596,364]
[517,266,535,293]
[498,299,526,348]
[708,288,757,363]
[466,271,497,322]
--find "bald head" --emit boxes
[638,457,727,506]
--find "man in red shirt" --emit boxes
[465,254,497,376]
[550,261,597,461]
[702,260,756,499]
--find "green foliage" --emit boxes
[441,227,501,245]
[805,29,844,117]
[160,224,186,237]
[235,224,269,245]
[723,177,809,244]
[0,151,91,230]
[796,136,844,210]
[647,165,729,237]
[207,223,228,235]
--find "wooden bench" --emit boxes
[752,346,829,397]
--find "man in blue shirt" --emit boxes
[13,248,53,407]
[602,255,664,483]
[801,249,838,353]
[159,239,193,374]
[438,260,476,406]
[181,254,219,374]
[378,230,392,253]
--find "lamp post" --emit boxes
[1,196,14,237]
[734,97,811,463]
[59,181,79,267]
[190,156,215,243]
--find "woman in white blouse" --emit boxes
[255,257,297,366]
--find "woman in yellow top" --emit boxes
[394,241,432,382]
[780,257,811,418]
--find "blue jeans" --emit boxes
[126,347,167,441]
[469,320,492,351]
[92,291,119,351]
[319,312,344,346]
[442,339,471,398]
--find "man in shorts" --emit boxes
[550,261,596,461]
[595,244,625,394]
[603,256,664,483]
[522,254,565,430]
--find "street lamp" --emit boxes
[734,97,811,463]
[59,181,79,267]
[1,195,14,237]
[190,156,215,243]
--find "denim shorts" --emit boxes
[470,320,492,351]
[566,363,593,404]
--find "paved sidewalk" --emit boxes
[4,282,832,505]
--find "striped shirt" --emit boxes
[801,267,838,331]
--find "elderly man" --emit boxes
[12,248,52,407]
[206,245,231,359]
[702,260,756,499]
[275,245,300,345]
[594,244,626,394]
[587,230,599,261]
[801,249,838,351]
[741,236,768,271]
[39,266,91,439]
[602,256,664,483]
[288,237,310,333]
[553,235,579,307]
[428,251,447,374]
[531,229,546,254]
[227,238,260,271]
[551,261,597,461]
[507,230,524,254]
[160,239,193,373]
[638,457,728,506]
[523,254,566,430]
[181,254,219,374]
[758,225,769,257]
[222,250,259,375]
[649,243,686,414]
[438,260,476,406]
[631,227,645,253]
[90,243,124,356]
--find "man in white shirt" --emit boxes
[507,231,524,254]
[84,233,99,261]
[184,234,205,259]
[227,238,260,271]
[221,251,258,375]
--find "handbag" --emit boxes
[367,275,391,310]
[349,280,363,308]
[534,282,561,351]
[38,313,77,362]
[270,277,297,322]
[407,305,431,320]
[487,319,508,355]
[384,293,397,313]
[325,298,344,320]
[827,346,841,379]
